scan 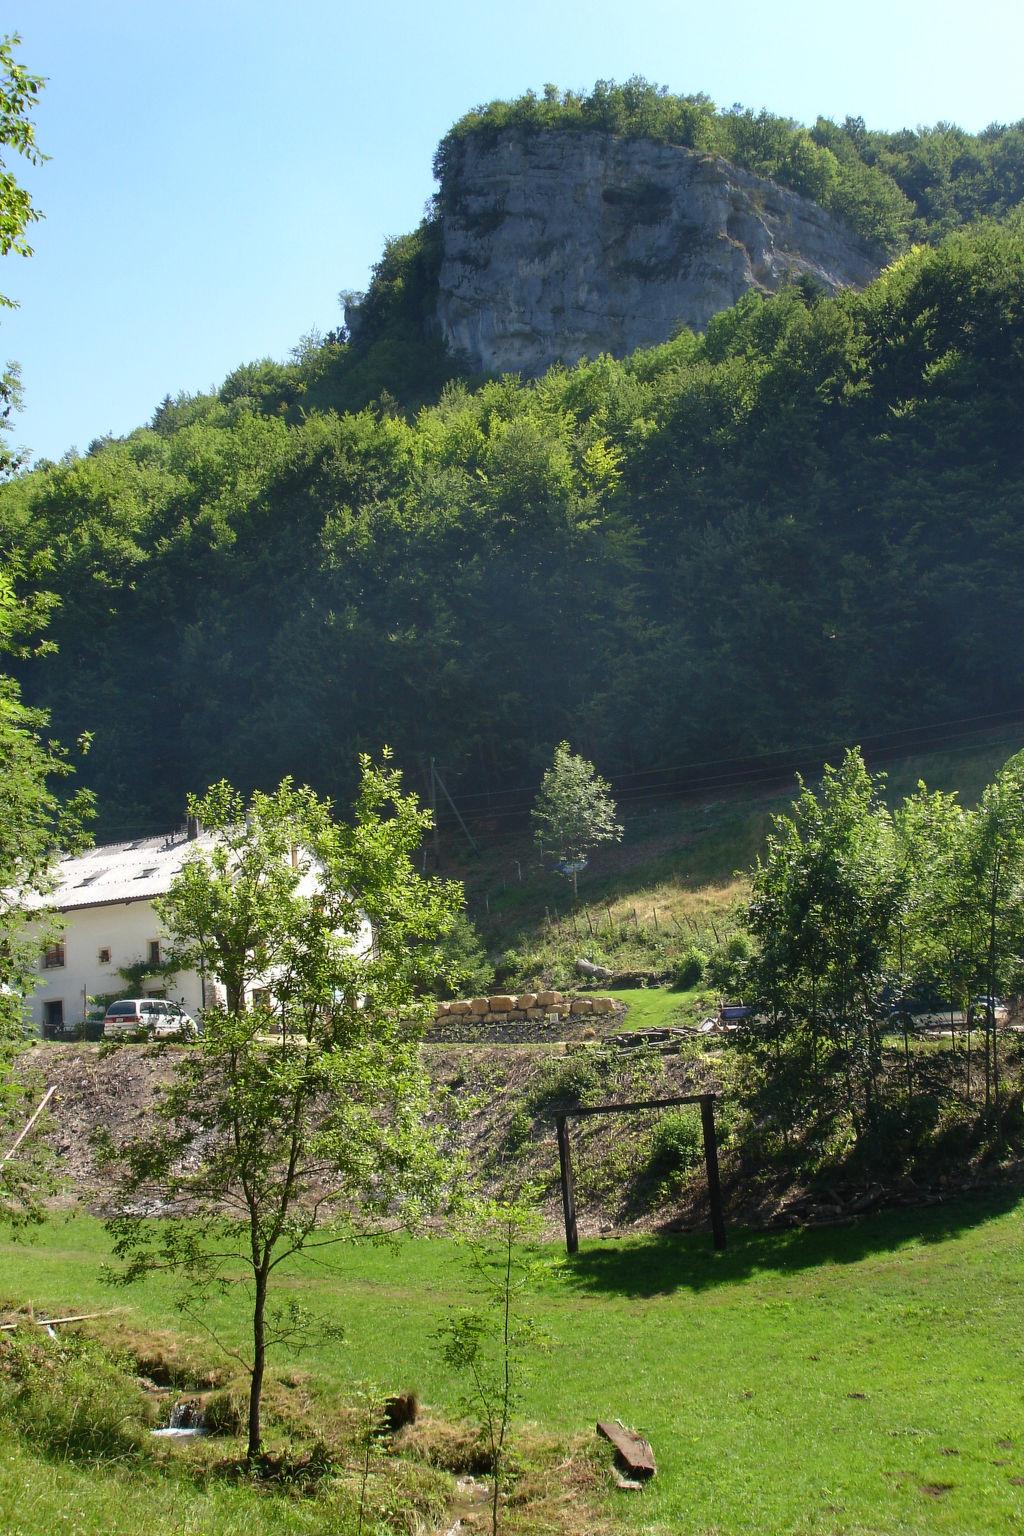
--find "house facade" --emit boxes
[29,822,372,1035]
[29,825,219,1034]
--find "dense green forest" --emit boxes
[1,213,1022,837]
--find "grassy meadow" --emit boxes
[3,1197,1024,1534]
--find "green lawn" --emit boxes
[606,985,710,1029]
[0,1439,338,1536]
[3,1197,1024,1534]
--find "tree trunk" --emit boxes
[982,854,1000,1118]
[902,1016,912,1106]
[248,1265,269,1464]
[987,872,1001,1117]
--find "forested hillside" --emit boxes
[1,213,1021,836]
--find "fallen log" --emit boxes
[597,1419,656,1480]
[0,1307,128,1333]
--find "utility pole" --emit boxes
[432,760,479,854]
[429,756,440,864]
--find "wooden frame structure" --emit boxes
[554,1093,726,1254]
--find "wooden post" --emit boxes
[556,1094,726,1253]
[0,1085,56,1170]
[556,1114,579,1255]
[700,1095,726,1251]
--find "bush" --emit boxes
[669,946,707,989]
[505,1105,533,1152]
[648,1109,704,1181]
[0,1332,146,1462]
[526,1050,608,1113]
[435,910,493,999]
[705,932,753,990]
[494,948,544,988]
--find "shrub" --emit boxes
[0,1332,146,1462]
[505,1106,533,1152]
[526,1050,608,1113]
[648,1109,704,1182]
[494,948,544,988]
[705,932,753,990]
[435,911,493,999]
[669,946,707,989]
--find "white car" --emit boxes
[969,996,1009,1024]
[102,998,198,1040]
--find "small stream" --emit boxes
[151,1397,207,1438]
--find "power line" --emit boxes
[86,706,1024,842]
[429,720,1024,831]
[431,705,1024,805]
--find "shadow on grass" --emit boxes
[557,1186,1024,1298]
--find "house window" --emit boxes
[98,946,111,965]
[44,1000,64,1032]
[43,940,65,969]
[250,988,270,1010]
[147,939,161,967]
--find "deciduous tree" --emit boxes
[531,742,622,899]
[104,760,464,1463]
[743,750,903,1154]
[1,32,46,476]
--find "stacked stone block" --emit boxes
[436,991,617,1024]
[427,991,623,1044]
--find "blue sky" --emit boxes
[4,0,1023,462]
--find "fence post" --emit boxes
[556,1114,579,1255]
[700,1095,726,1251]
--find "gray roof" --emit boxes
[45,829,217,912]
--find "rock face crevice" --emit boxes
[435,129,881,376]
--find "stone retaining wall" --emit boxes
[426,991,626,1044]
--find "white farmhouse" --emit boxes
[28,821,372,1035]
[29,823,219,1035]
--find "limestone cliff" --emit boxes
[434,129,881,375]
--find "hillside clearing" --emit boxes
[446,732,1024,990]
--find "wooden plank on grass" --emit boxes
[597,1420,657,1478]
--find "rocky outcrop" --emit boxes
[435,129,881,376]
